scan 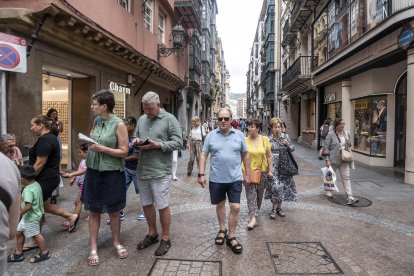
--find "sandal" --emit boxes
[115,244,128,259]
[226,237,243,254]
[270,209,277,219]
[7,252,24,262]
[215,229,227,245]
[155,239,171,256]
[87,250,99,266]
[30,251,50,263]
[276,208,286,217]
[137,234,159,250]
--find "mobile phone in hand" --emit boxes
[136,139,150,146]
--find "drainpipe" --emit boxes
[0,72,6,135]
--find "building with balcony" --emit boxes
[197,0,218,122]
[246,0,275,127]
[281,0,414,184]
[212,37,229,118]
[280,0,321,145]
[237,98,247,119]
[0,0,201,168]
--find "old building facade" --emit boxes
[279,0,414,184]
[0,0,222,168]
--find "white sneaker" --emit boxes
[173,176,177,181]
[137,213,146,220]
[347,197,359,205]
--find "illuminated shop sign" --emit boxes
[355,100,368,109]
[108,81,131,94]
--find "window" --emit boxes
[353,96,387,157]
[158,13,165,43]
[144,0,153,32]
[116,0,131,12]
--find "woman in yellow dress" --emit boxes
[244,120,272,230]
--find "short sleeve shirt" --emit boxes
[202,128,247,183]
[29,133,60,181]
[21,182,44,222]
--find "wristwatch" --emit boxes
[198,173,205,177]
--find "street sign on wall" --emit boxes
[0,32,27,73]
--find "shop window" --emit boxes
[326,102,341,121]
[353,96,387,157]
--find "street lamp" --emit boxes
[157,23,186,59]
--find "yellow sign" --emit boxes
[355,100,368,109]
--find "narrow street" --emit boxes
[7,142,414,275]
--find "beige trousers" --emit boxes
[332,161,353,198]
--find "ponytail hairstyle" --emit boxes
[33,115,59,136]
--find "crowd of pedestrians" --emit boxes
[0,88,360,272]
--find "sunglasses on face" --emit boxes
[217,117,230,122]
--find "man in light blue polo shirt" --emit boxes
[198,108,250,255]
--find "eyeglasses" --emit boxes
[217,117,230,122]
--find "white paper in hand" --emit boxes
[78,133,96,144]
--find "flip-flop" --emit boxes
[22,245,39,252]
[68,215,79,233]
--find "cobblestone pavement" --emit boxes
[6,142,414,275]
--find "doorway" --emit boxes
[42,74,70,168]
[394,71,407,167]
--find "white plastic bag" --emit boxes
[321,166,339,192]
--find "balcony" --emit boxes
[282,56,314,95]
[282,0,321,46]
[392,0,414,13]
[174,0,202,30]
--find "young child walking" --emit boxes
[62,144,88,226]
[8,165,50,263]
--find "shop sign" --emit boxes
[324,92,336,103]
[398,23,414,50]
[108,81,131,94]
[355,100,368,109]
[0,32,27,73]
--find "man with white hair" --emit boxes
[198,107,250,254]
[133,91,182,256]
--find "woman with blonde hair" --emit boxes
[265,117,297,219]
[187,116,206,176]
[244,120,272,230]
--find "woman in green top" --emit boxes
[81,90,129,266]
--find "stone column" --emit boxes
[341,80,352,133]
[405,48,414,184]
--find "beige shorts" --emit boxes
[138,176,171,209]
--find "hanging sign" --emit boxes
[0,32,27,73]
[398,23,414,50]
[108,81,131,94]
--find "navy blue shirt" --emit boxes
[125,135,139,170]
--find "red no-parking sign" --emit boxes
[0,32,27,73]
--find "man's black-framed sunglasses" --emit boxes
[217,117,230,122]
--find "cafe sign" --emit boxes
[108,81,131,94]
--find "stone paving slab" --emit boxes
[6,145,414,275]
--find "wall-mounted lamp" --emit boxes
[157,23,186,59]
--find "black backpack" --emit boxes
[321,124,330,138]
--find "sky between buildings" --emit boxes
[216,0,263,95]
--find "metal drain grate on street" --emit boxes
[267,242,343,275]
[149,258,222,276]
[328,194,372,207]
